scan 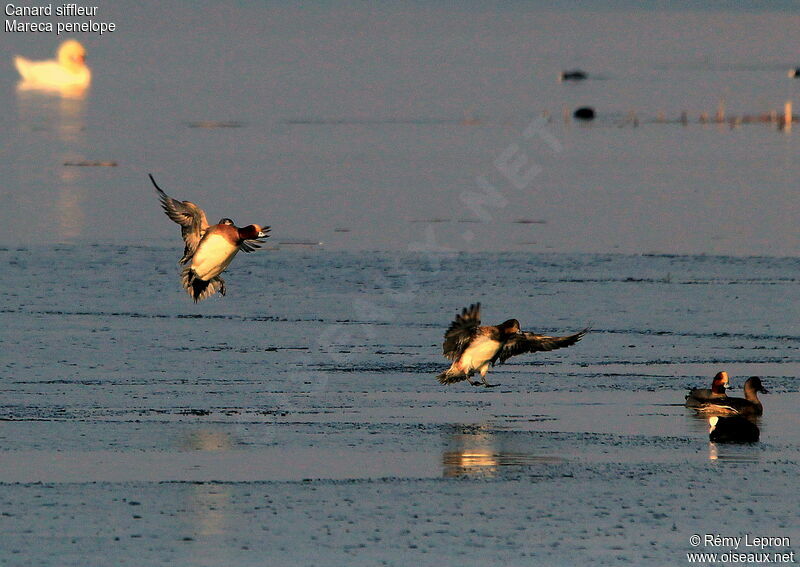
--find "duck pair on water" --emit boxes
[686,372,768,443]
[686,372,768,417]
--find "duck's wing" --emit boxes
[150,174,209,259]
[692,401,740,416]
[442,303,481,360]
[239,227,271,253]
[686,389,718,407]
[497,328,587,364]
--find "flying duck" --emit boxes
[150,174,270,302]
[437,303,587,387]
[14,40,91,89]
[685,371,729,408]
[708,416,759,443]
[692,376,768,417]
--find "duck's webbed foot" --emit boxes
[480,376,499,388]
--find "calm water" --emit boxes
[0,2,799,254]
[2,246,798,443]
[1,247,799,565]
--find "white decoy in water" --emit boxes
[14,40,91,89]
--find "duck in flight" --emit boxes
[437,303,587,387]
[150,174,270,302]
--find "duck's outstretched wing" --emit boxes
[497,328,587,364]
[442,303,481,360]
[150,174,209,263]
[240,226,271,253]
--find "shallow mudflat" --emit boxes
[0,248,798,565]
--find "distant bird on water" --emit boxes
[14,39,91,89]
[437,303,587,387]
[150,174,270,302]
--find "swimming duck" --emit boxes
[150,174,270,302]
[693,376,768,417]
[437,303,587,387]
[685,371,729,408]
[708,416,759,443]
[14,40,91,89]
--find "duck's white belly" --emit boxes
[459,335,500,371]
[191,234,238,280]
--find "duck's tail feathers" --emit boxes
[13,56,30,79]
[181,267,225,303]
[437,368,467,385]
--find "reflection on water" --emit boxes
[179,429,235,451]
[442,424,564,478]
[17,81,89,101]
[55,167,87,240]
[187,484,231,537]
[15,86,89,241]
[180,430,234,542]
[708,442,761,463]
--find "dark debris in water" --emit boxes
[63,161,118,167]
[185,121,244,129]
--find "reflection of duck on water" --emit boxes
[442,425,563,478]
[442,425,499,478]
[14,40,91,92]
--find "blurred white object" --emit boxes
[14,39,91,90]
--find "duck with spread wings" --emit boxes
[437,303,587,387]
[150,174,270,302]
